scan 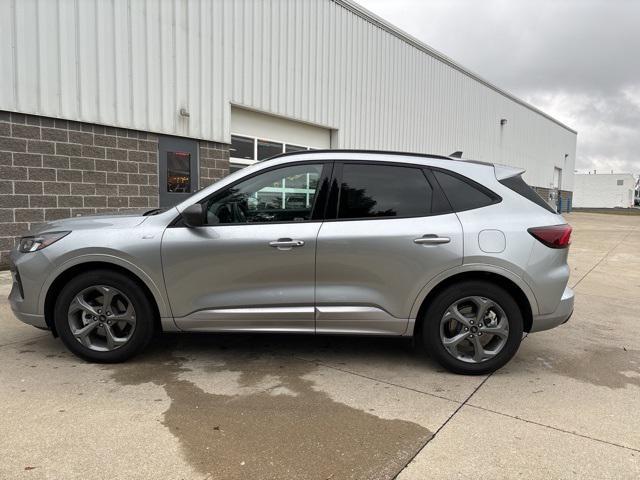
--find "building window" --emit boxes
[617,179,624,186]
[257,139,283,160]
[229,133,313,171]
[285,144,307,153]
[230,135,255,161]
[166,151,192,193]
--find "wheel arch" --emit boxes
[411,268,536,336]
[42,258,171,336]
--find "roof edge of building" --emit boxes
[575,173,636,177]
[335,0,578,135]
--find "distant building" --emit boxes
[573,173,637,208]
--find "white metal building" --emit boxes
[0,0,577,263]
[573,173,637,209]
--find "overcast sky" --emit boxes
[358,0,640,175]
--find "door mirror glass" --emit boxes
[182,204,204,228]
[204,164,323,224]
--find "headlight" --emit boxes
[18,231,71,253]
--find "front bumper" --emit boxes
[8,253,48,329]
[529,286,574,333]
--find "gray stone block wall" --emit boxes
[199,140,230,188]
[0,110,160,267]
[0,110,231,268]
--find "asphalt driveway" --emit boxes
[1,212,639,479]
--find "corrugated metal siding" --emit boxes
[0,0,576,190]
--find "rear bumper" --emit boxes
[529,286,574,333]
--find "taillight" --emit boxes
[528,224,572,249]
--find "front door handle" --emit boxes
[414,234,451,245]
[269,238,305,250]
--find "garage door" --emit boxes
[229,107,331,172]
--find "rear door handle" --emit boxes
[269,238,305,250]
[414,234,451,245]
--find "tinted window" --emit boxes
[499,174,556,213]
[257,139,283,160]
[204,164,323,224]
[285,144,307,153]
[432,170,497,212]
[230,135,254,160]
[166,151,191,193]
[338,164,432,219]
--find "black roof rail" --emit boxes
[269,148,453,162]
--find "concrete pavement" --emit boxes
[1,212,639,479]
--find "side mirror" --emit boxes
[182,204,204,228]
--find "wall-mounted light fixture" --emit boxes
[500,118,507,126]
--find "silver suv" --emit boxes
[9,151,574,374]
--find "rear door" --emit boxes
[315,162,463,335]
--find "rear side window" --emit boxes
[432,170,499,212]
[499,174,557,213]
[338,164,433,219]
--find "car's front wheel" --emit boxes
[54,270,155,363]
[421,280,524,375]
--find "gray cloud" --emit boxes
[358,0,640,174]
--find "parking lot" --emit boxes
[1,212,639,479]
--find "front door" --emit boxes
[159,136,199,207]
[161,161,331,332]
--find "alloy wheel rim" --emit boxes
[67,285,136,352]
[439,296,509,364]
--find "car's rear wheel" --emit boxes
[54,270,155,363]
[421,280,523,375]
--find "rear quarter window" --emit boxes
[432,169,500,212]
[499,175,557,213]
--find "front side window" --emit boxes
[204,164,323,224]
[337,164,433,219]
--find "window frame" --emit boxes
[229,133,315,169]
[172,160,334,228]
[324,160,451,222]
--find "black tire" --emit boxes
[420,280,523,375]
[54,269,156,363]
